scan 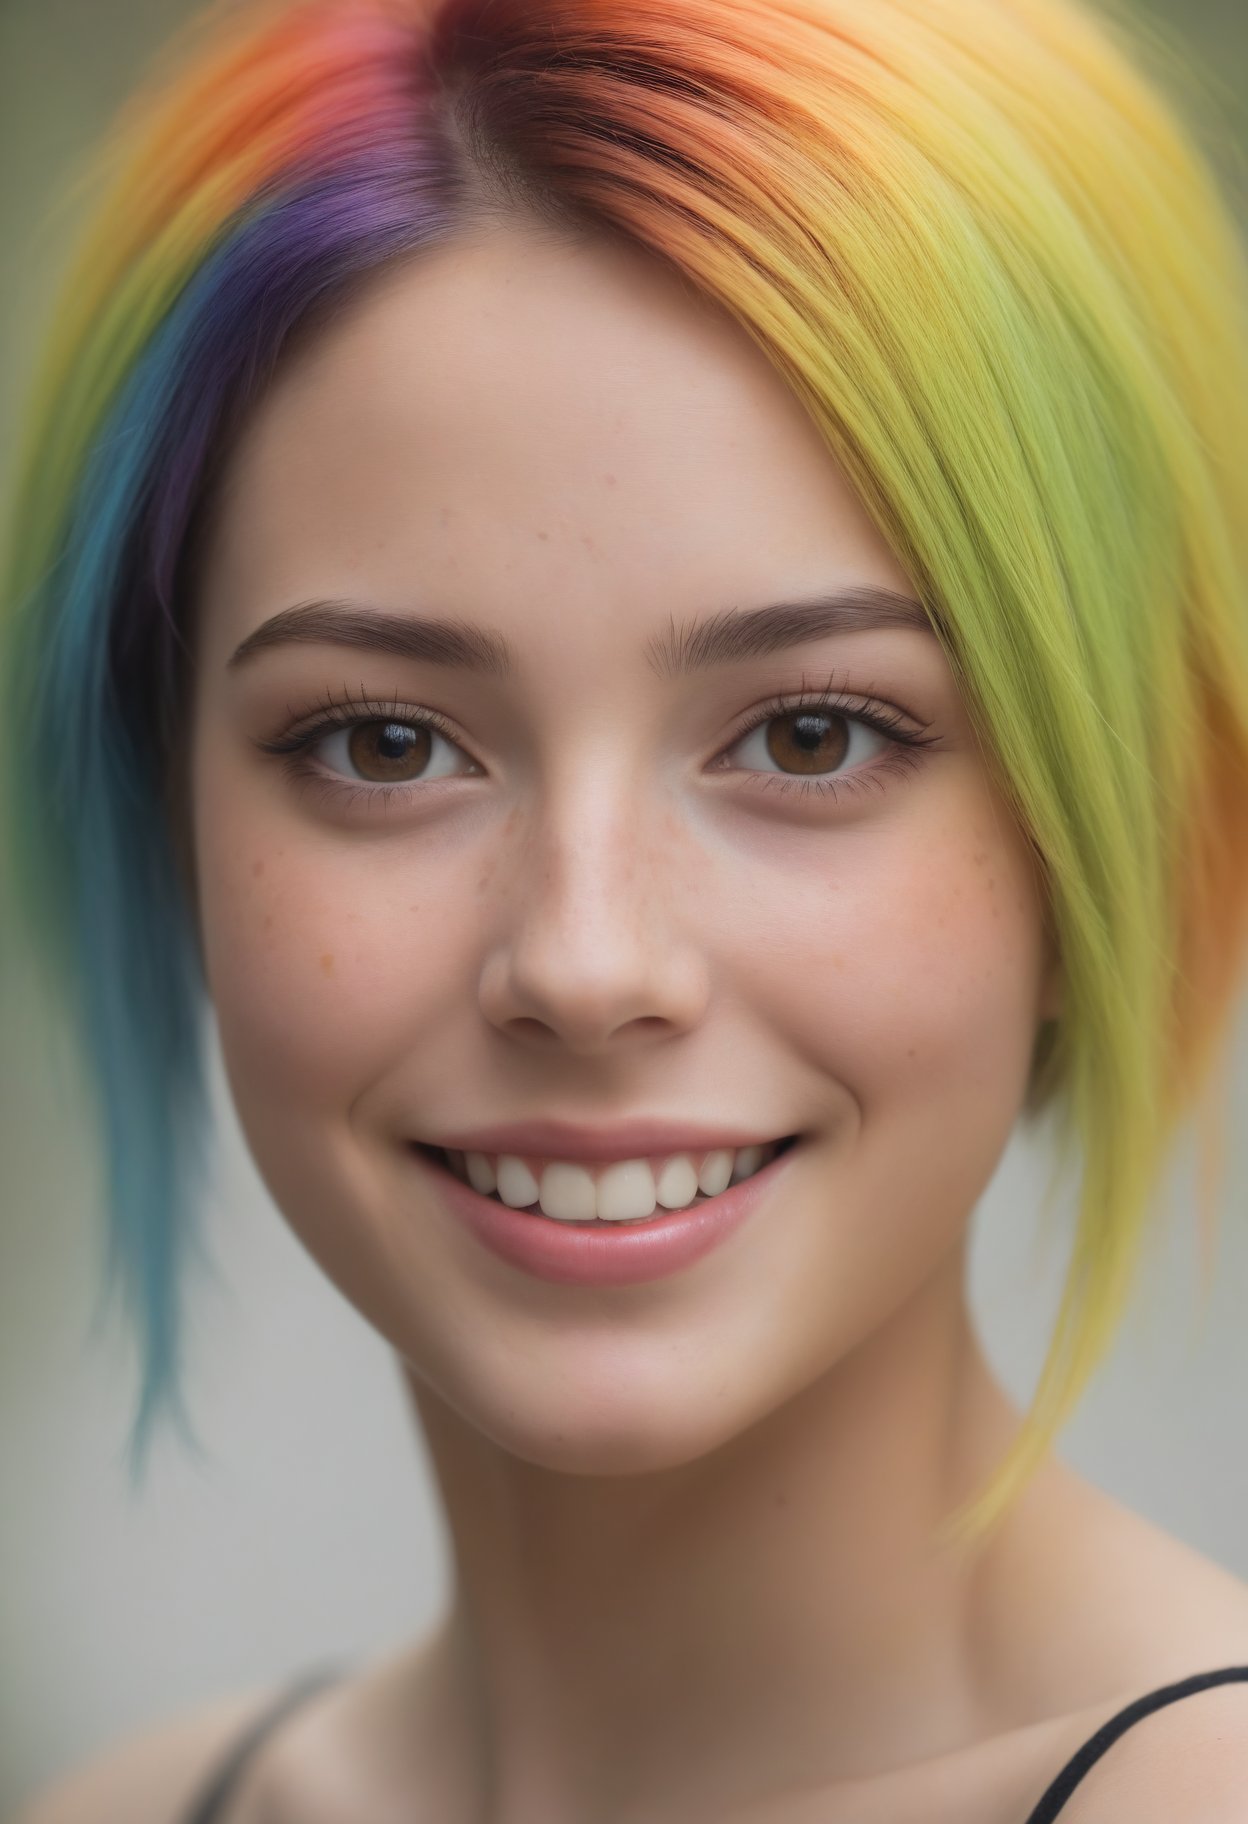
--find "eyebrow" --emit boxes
[226,584,939,678]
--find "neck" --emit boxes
[396,1240,1045,1824]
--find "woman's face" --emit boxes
[189,218,1060,1472]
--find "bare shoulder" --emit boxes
[11,1685,285,1824]
[983,1458,1248,1823]
[1054,1675,1248,1823]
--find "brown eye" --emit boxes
[760,710,851,776]
[727,704,884,783]
[344,720,433,783]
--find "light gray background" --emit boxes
[2,0,1246,1813]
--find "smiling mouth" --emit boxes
[412,1134,803,1225]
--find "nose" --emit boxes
[476,770,711,1055]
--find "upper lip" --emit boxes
[414,1118,798,1163]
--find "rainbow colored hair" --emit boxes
[3,0,1247,1548]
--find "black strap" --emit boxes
[1021,1665,1248,1822]
[181,1666,346,1824]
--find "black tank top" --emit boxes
[180,1662,1248,1823]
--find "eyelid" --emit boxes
[722,682,932,749]
[255,677,939,809]
[261,674,935,752]
[260,684,468,751]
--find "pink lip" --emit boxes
[414,1117,788,1164]
[408,1140,801,1286]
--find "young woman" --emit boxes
[7,0,1248,1819]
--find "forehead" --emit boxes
[195,218,916,670]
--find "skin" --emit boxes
[184,215,1245,1824]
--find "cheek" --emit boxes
[734,807,1047,1126]
[191,755,438,1124]
[712,802,1050,1352]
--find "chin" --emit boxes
[420,1354,763,1478]
[484,1419,744,1480]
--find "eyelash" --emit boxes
[256,679,940,814]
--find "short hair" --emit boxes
[4,0,1247,1549]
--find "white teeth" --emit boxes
[729,1144,764,1185]
[445,1140,785,1223]
[697,1149,734,1197]
[465,1152,498,1195]
[655,1154,700,1208]
[495,1156,539,1208]
[534,1155,659,1223]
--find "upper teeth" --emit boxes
[447,1142,782,1223]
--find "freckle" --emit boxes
[252,859,264,877]
[906,1046,917,1058]
[262,913,273,931]
[319,952,334,976]
[603,473,618,487]
[774,1491,789,1510]
[537,529,549,541]
[581,533,596,555]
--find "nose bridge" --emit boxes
[521,686,664,917]
[519,752,665,970]
[481,745,707,1047]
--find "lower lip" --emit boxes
[408,1140,802,1286]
